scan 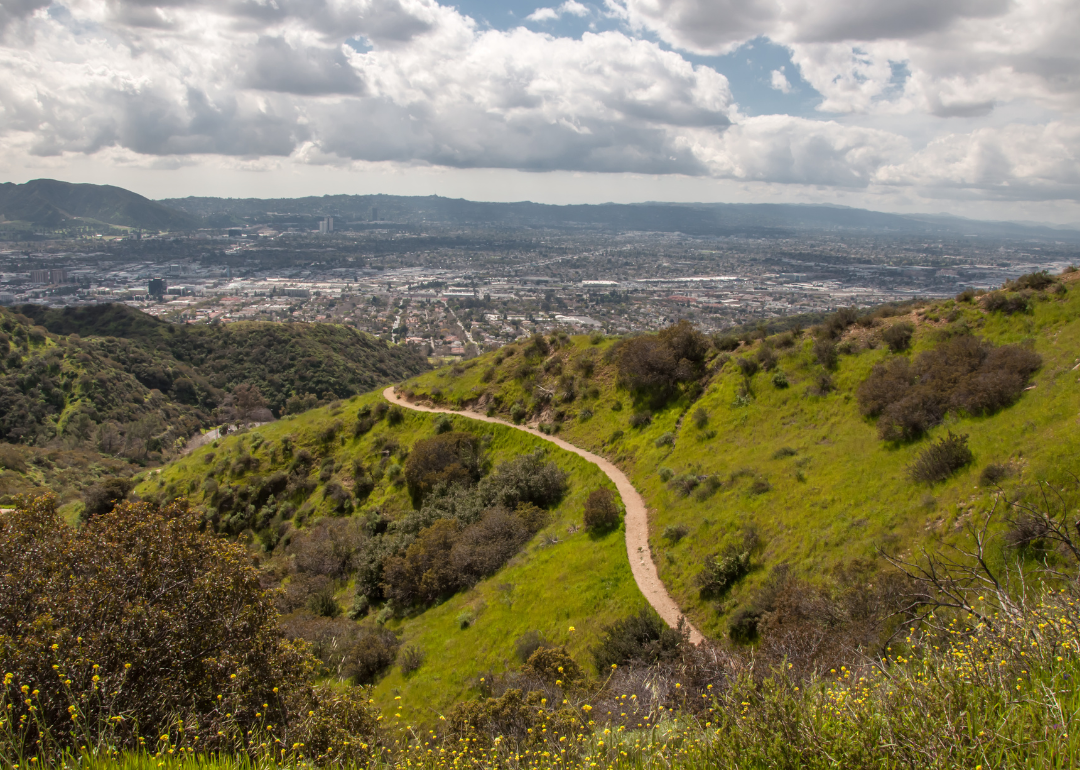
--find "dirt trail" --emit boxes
[383,387,704,645]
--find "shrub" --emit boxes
[0,495,327,757]
[583,488,620,531]
[712,333,740,352]
[481,450,568,510]
[399,645,426,675]
[579,407,593,421]
[980,462,1011,486]
[616,320,708,395]
[515,631,555,664]
[882,322,915,352]
[668,473,700,497]
[727,606,764,643]
[983,291,1030,315]
[510,403,527,423]
[308,587,342,618]
[658,466,674,482]
[629,410,652,428]
[591,608,684,670]
[1006,270,1057,291]
[734,356,759,377]
[381,519,463,606]
[608,429,624,444]
[813,337,838,369]
[81,476,133,520]
[858,336,1041,441]
[348,592,370,619]
[404,431,482,503]
[755,345,778,371]
[695,548,751,597]
[909,431,974,484]
[824,306,858,338]
[772,447,797,459]
[749,478,771,495]
[387,405,405,425]
[772,369,789,388]
[344,627,400,685]
[662,524,689,543]
[654,432,675,448]
[692,407,709,429]
[523,646,583,685]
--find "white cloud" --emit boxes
[527,2,591,22]
[0,0,1078,209]
[769,67,792,94]
[526,8,559,22]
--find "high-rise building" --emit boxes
[49,269,67,284]
[148,278,167,298]
[319,217,334,233]
[30,270,49,284]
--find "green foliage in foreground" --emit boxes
[9,573,1080,769]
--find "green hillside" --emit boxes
[0,305,428,504]
[136,389,643,725]
[0,179,198,230]
[394,270,1080,638]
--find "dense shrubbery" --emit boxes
[590,608,686,671]
[404,431,481,503]
[0,305,429,453]
[0,495,379,764]
[882,321,914,352]
[857,335,1041,441]
[615,320,710,396]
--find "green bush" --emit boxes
[695,548,751,597]
[629,410,652,428]
[0,495,345,759]
[404,431,482,503]
[583,488,620,531]
[882,321,915,352]
[909,431,974,484]
[590,608,685,671]
[654,432,675,448]
[813,337,838,369]
[772,369,789,388]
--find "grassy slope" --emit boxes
[397,279,1080,638]
[136,389,642,725]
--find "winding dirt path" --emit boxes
[383,387,704,645]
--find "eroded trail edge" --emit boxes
[383,387,704,645]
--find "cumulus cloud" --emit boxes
[612,0,1080,117]
[0,0,1078,206]
[527,2,590,22]
[769,67,792,94]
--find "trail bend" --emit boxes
[383,386,704,645]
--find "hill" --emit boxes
[0,178,199,230]
[135,389,643,725]
[0,304,429,504]
[392,269,1080,639]
[162,191,1080,241]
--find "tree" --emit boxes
[583,488,620,531]
[404,432,482,504]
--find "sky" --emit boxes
[1,0,1079,223]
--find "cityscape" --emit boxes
[3,216,1075,357]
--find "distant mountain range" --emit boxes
[0,179,198,231]
[3,178,1079,241]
